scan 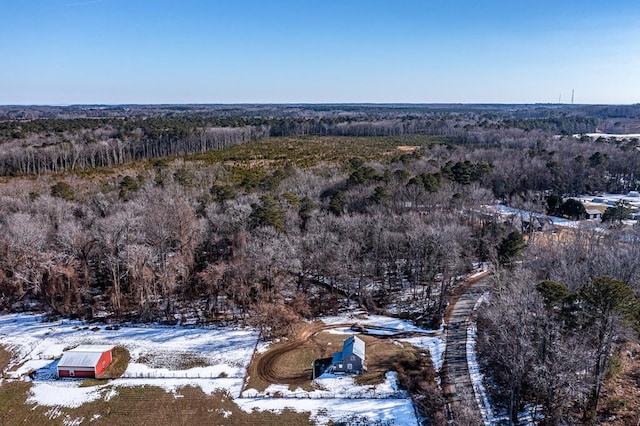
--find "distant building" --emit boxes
[585,209,602,220]
[57,345,114,378]
[329,335,365,374]
[521,217,549,233]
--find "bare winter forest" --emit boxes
[1,103,640,424]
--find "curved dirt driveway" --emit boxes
[254,323,349,385]
[253,321,438,385]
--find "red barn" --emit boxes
[57,345,115,378]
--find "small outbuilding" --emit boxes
[329,335,365,374]
[57,345,115,378]
[586,209,602,220]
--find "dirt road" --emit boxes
[442,275,490,423]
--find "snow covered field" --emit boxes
[0,313,259,406]
[244,371,405,399]
[0,312,435,425]
[240,373,417,426]
[236,397,417,426]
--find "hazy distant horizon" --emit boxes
[1,102,637,107]
[2,1,639,105]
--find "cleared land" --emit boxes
[0,313,432,425]
[247,325,429,392]
[0,382,312,425]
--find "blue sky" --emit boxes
[1,0,639,104]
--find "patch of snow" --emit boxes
[235,397,417,426]
[62,415,84,426]
[45,406,64,420]
[573,133,640,140]
[467,322,494,425]
[244,372,405,399]
[27,382,106,408]
[123,362,240,379]
[400,335,445,371]
[116,377,244,398]
[325,327,354,335]
[102,387,117,401]
[474,292,489,311]
[27,377,246,408]
[255,340,272,354]
[218,409,232,418]
[11,359,53,377]
[320,313,424,333]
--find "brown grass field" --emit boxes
[0,343,313,425]
[0,381,312,425]
[0,346,11,373]
[0,328,434,425]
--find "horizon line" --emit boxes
[2,102,639,108]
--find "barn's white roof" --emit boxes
[57,345,114,368]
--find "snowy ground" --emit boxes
[0,313,258,405]
[492,200,639,228]
[244,371,405,399]
[236,397,417,426]
[493,204,608,229]
[0,312,428,425]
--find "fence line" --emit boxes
[240,390,407,400]
[117,372,242,379]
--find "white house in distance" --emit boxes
[57,345,115,378]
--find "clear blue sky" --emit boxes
[1,0,639,104]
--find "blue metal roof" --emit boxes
[342,335,365,360]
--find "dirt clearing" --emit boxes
[247,324,433,392]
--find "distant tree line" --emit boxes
[2,105,625,177]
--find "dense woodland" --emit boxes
[1,104,639,424]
